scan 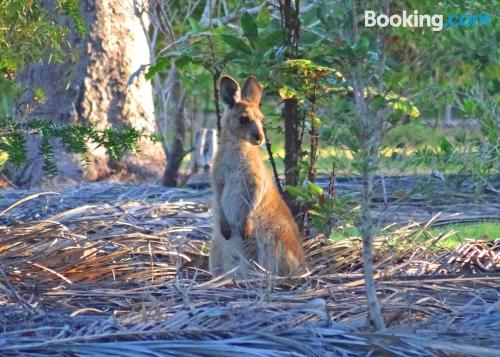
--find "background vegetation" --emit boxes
[0,0,498,333]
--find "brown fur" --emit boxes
[209,75,306,277]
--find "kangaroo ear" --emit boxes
[241,76,262,104]
[220,76,240,108]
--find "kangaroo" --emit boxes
[209,75,306,277]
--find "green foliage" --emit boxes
[0,0,151,176]
[241,12,259,44]
[428,222,500,248]
[0,0,86,76]
[284,182,358,236]
[57,0,87,35]
[0,116,156,174]
[0,0,66,75]
[147,6,286,81]
[0,117,26,167]
[147,3,428,231]
[146,1,497,231]
[329,222,499,248]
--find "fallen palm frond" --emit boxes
[0,182,499,356]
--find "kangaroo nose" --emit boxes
[253,133,262,143]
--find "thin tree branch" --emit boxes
[263,126,283,192]
[350,0,386,331]
[199,2,269,27]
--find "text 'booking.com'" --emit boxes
[364,10,491,32]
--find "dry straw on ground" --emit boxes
[0,183,499,356]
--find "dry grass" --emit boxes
[0,183,499,356]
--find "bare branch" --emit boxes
[199,2,269,27]
[200,0,216,25]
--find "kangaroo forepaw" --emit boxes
[240,218,254,240]
[221,224,231,240]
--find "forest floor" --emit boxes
[0,176,499,356]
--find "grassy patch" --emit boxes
[329,225,361,241]
[328,222,499,249]
[261,121,485,177]
[181,121,484,178]
[427,222,500,248]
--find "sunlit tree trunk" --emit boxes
[10,0,165,186]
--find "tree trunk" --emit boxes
[162,92,186,187]
[352,74,385,331]
[283,98,300,188]
[360,167,385,330]
[186,128,217,188]
[280,0,303,222]
[9,0,165,186]
[160,62,187,187]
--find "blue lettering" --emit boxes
[448,15,459,28]
[473,14,491,27]
[460,14,471,27]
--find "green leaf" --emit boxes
[188,18,203,33]
[58,0,87,35]
[261,30,283,48]
[220,34,252,54]
[353,37,369,55]
[0,151,8,170]
[282,59,312,69]
[145,57,170,80]
[311,116,321,127]
[283,185,310,201]
[255,6,271,28]
[370,95,386,110]
[279,86,297,100]
[393,99,420,118]
[307,183,323,197]
[175,56,192,70]
[462,98,477,116]
[409,105,420,118]
[241,12,259,45]
[308,209,325,218]
[319,127,333,141]
[33,87,46,103]
[438,137,453,154]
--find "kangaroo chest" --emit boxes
[218,148,265,225]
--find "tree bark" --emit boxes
[352,74,385,331]
[280,0,303,222]
[9,0,165,186]
[283,98,300,188]
[360,167,385,330]
[308,78,319,183]
[281,0,300,189]
[159,61,187,187]
[162,96,186,186]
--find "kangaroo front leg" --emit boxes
[240,217,254,240]
[219,209,231,240]
[215,181,231,240]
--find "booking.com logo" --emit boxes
[365,10,491,32]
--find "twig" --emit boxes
[380,174,388,207]
[199,2,269,27]
[205,3,222,138]
[308,74,319,183]
[0,172,19,188]
[263,126,283,192]
[0,267,34,311]
[212,71,222,137]
[0,191,59,217]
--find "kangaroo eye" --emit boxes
[239,116,250,125]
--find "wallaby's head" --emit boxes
[220,75,264,146]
